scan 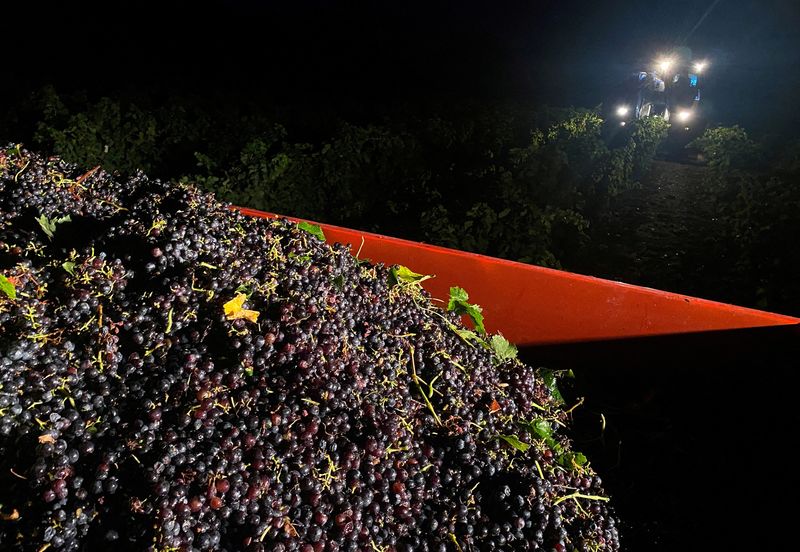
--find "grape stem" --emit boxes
[409,345,442,426]
[553,492,610,506]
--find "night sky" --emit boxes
[6,0,800,133]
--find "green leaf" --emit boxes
[389,265,432,286]
[540,369,565,405]
[452,326,479,344]
[447,286,470,310]
[0,274,16,300]
[490,334,517,362]
[235,284,253,298]
[244,366,254,377]
[297,221,325,241]
[557,450,588,470]
[332,274,345,291]
[447,286,486,334]
[36,215,55,239]
[287,252,312,264]
[36,214,71,240]
[462,303,485,334]
[520,418,553,441]
[62,262,76,276]
[498,434,531,453]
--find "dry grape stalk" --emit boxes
[0,146,619,551]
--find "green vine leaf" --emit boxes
[36,214,71,240]
[297,221,325,241]
[498,434,530,453]
[62,262,76,276]
[234,284,253,298]
[447,286,485,334]
[447,286,469,309]
[539,368,565,405]
[451,325,480,344]
[557,450,588,470]
[0,274,16,300]
[490,334,517,362]
[519,418,553,441]
[389,265,432,287]
[287,252,312,264]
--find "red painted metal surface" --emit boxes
[238,207,800,346]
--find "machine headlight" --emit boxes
[677,111,691,123]
[616,106,629,117]
[657,58,673,73]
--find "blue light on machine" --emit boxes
[689,74,698,87]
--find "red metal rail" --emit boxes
[239,207,800,346]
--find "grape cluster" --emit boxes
[0,146,619,551]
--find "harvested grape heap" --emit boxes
[0,146,619,551]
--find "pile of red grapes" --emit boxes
[0,146,619,551]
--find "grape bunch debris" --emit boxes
[0,146,619,551]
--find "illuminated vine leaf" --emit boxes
[297,221,325,241]
[539,368,565,405]
[490,334,517,362]
[498,434,530,452]
[519,418,553,441]
[223,293,260,323]
[447,286,485,334]
[36,214,71,240]
[557,450,588,470]
[389,265,432,286]
[447,286,469,308]
[452,327,478,342]
[0,274,16,300]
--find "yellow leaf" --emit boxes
[38,434,55,444]
[223,293,246,316]
[223,293,260,323]
[1,508,19,521]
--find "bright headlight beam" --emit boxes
[693,61,707,73]
[616,106,629,117]
[677,111,691,123]
[657,58,673,73]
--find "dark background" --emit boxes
[5,0,800,133]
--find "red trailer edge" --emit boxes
[238,207,800,346]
